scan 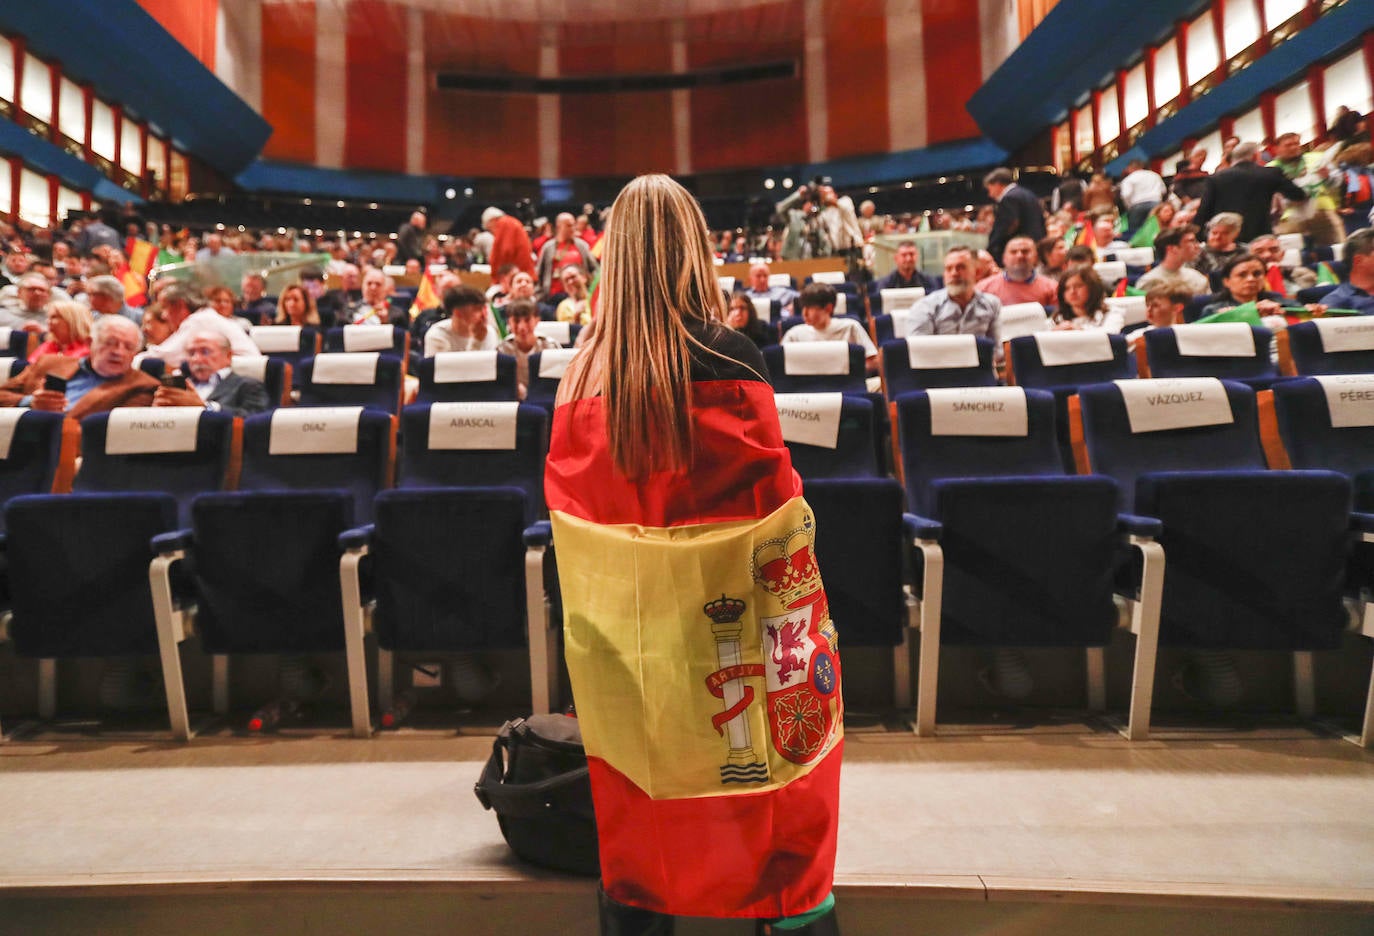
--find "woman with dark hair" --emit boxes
[274,283,321,327]
[725,293,773,349]
[1053,265,1123,331]
[550,175,843,936]
[1200,253,1286,318]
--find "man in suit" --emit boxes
[152,329,269,417]
[0,315,157,418]
[1195,141,1308,243]
[984,168,1046,264]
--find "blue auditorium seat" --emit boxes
[230,356,291,408]
[881,336,998,399]
[138,358,166,380]
[1143,324,1279,389]
[525,349,580,415]
[249,325,320,389]
[895,387,1161,739]
[763,343,867,395]
[0,410,70,534]
[1267,376,1374,512]
[1297,283,1340,305]
[415,352,519,403]
[324,324,410,359]
[299,353,405,414]
[533,321,582,348]
[773,393,879,480]
[338,487,563,719]
[870,287,927,319]
[1283,319,1374,377]
[1074,378,1358,720]
[0,327,30,359]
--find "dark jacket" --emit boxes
[988,185,1047,263]
[1195,162,1308,243]
[205,372,270,417]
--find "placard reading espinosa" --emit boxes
[427,401,521,449]
[105,407,203,454]
[926,387,1029,436]
[1313,374,1374,428]
[1114,377,1233,433]
[774,393,844,448]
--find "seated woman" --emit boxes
[1199,253,1286,318]
[1194,213,1247,277]
[29,300,92,362]
[141,303,174,349]
[554,265,591,325]
[273,283,322,327]
[206,285,251,332]
[1052,266,1123,332]
[725,293,772,349]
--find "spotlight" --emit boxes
[445,188,457,200]
[868,186,878,194]
[782,177,793,188]
[337,200,346,208]
[904,181,913,189]
[368,202,378,210]
[277,227,286,234]
[764,178,775,190]
[463,187,473,197]
[216,223,225,230]
[303,198,312,206]
[938,177,947,184]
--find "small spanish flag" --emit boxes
[1074,223,1093,247]
[408,269,440,320]
[1265,264,1289,298]
[547,379,842,920]
[125,237,157,277]
[115,262,148,308]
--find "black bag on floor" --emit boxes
[474,714,600,876]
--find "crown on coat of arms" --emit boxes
[751,522,819,605]
[703,594,746,623]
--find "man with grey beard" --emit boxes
[905,246,1003,357]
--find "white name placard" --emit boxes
[769,272,794,288]
[717,276,736,293]
[1105,295,1148,327]
[1113,247,1155,268]
[810,271,845,285]
[105,407,203,454]
[1114,378,1233,433]
[534,321,572,346]
[1311,317,1374,353]
[906,334,979,369]
[881,287,925,312]
[433,350,498,383]
[311,352,380,384]
[782,341,850,375]
[998,302,1051,341]
[774,393,844,448]
[268,406,364,454]
[250,325,302,353]
[1033,330,1115,366]
[342,324,395,352]
[427,401,521,449]
[1094,261,1127,284]
[890,308,918,339]
[0,409,26,459]
[1172,323,1256,357]
[1314,375,1374,428]
[751,296,773,323]
[927,387,1029,436]
[232,357,269,382]
[537,348,580,379]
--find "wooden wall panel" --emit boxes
[824,0,890,158]
[922,0,984,142]
[259,1,315,164]
[343,0,408,172]
[136,0,218,70]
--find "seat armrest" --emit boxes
[151,529,193,555]
[1350,513,1374,536]
[338,524,376,551]
[524,520,553,548]
[1118,514,1163,538]
[903,513,942,542]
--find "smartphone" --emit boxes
[43,374,67,393]
[161,373,189,390]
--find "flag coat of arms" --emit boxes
[546,378,843,919]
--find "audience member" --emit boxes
[743,262,799,316]
[28,300,92,362]
[1195,214,1247,277]
[1172,148,1211,202]
[1090,215,1127,257]
[1120,159,1168,232]
[907,247,1003,355]
[496,299,561,399]
[153,329,270,416]
[143,283,262,368]
[237,273,276,325]
[976,236,1059,306]
[1130,285,1190,349]
[725,293,772,350]
[195,232,236,262]
[984,167,1046,261]
[1036,236,1068,280]
[1320,227,1374,312]
[0,273,54,332]
[780,282,878,375]
[1053,266,1122,332]
[1247,234,1316,294]
[1269,132,1346,247]
[346,269,394,326]
[1197,141,1307,242]
[396,211,427,265]
[554,266,592,325]
[274,283,321,327]
[1082,173,1118,213]
[1136,225,1210,295]
[85,275,142,325]
[536,213,598,297]
[483,207,536,278]
[142,304,174,348]
[425,284,499,355]
[0,250,29,288]
[0,315,154,417]
[206,285,251,332]
[872,241,935,292]
[1200,253,1285,317]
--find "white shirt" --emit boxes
[1119,169,1167,208]
[423,318,500,356]
[191,366,233,402]
[781,317,877,358]
[147,308,263,369]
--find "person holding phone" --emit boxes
[0,316,157,418]
[152,329,269,417]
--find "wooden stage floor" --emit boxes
[1,714,1372,934]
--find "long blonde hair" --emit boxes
[563,174,727,478]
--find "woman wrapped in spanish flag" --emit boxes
[548,175,843,936]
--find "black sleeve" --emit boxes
[689,323,770,383]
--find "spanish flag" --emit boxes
[1265,264,1289,298]
[546,379,843,920]
[408,269,440,320]
[125,237,157,277]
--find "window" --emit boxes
[1194,129,1223,172]
[1232,107,1265,147]
[120,113,143,174]
[1223,0,1262,59]
[1055,121,1072,173]
[18,167,49,227]
[1185,10,1220,87]
[1263,0,1306,28]
[55,185,82,223]
[1074,104,1094,159]
[0,38,14,104]
[90,98,115,160]
[1123,64,1149,130]
[146,136,167,188]
[1160,150,1184,176]
[1324,48,1374,126]
[58,77,84,142]
[20,52,50,124]
[1098,85,1120,144]
[1274,80,1315,141]
[1153,39,1181,108]
[170,149,188,201]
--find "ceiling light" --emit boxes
[764,178,775,190]
[445,188,457,199]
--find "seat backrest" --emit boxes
[239,406,394,523]
[526,348,581,408]
[1104,295,1148,329]
[895,387,1063,515]
[74,408,235,525]
[230,356,290,408]
[763,342,867,394]
[398,402,549,520]
[0,410,68,532]
[1285,318,1374,376]
[872,287,925,318]
[1075,378,1264,511]
[881,335,997,397]
[250,324,318,361]
[1010,331,1134,389]
[1144,324,1275,381]
[1269,375,1374,480]
[1093,260,1127,286]
[998,302,1052,341]
[774,393,878,480]
[807,271,845,286]
[770,272,798,289]
[138,357,166,380]
[416,351,519,402]
[299,352,405,413]
[533,320,581,348]
[368,486,533,652]
[324,324,408,357]
[0,326,27,359]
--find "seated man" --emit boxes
[425,284,500,355]
[780,282,878,376]
[142,283,262,370]
[345,268,395,326]
[872,240,935,293]
[152,329,270,417]
[1135,225,1211,295]
[554,266,592,325]
[1321,227,1374,313]
[907,246,1003,357]
[85,275,143,325]
[497,300,562,399]
[0,273,55,333]
[1127,286,1190,352]
[236,273,277,326]
[976,235,1059,307]
[743,262,799,316]
[1247,233,1317,296]
[0,315,156,418]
